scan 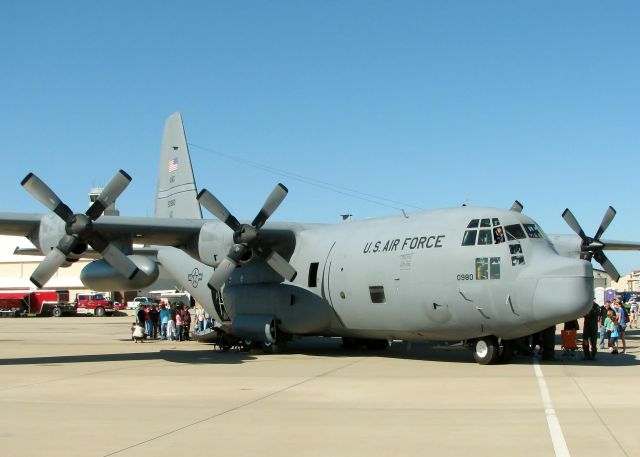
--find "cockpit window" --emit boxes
[493,226,505,244]
[480,218,491,228]
[505,224,526,240]
[492,218,500,226]
[462,230,477,246]
[478,229,492,245]
[523,223,543,239]
[467,219,479,229]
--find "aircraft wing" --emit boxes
[0,213,42,236]
[0,212,205,247]
[14,245,160,258]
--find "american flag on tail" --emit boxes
[168,157,178,172]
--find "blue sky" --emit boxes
[1,1,639,274]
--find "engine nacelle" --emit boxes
[192,221,234,268]
[37,213,87,266]
[80,256,159,291]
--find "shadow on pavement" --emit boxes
[0,348,255,366]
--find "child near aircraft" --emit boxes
[604,309,619,354]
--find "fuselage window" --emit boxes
[511,255,525,266]
[476,257,501,280]
[369,286,386,304]
[475,258,489,279]
[480,218,491,228]
[523,223,543,239]
[462,230,477,246]
[490,257,501,279]
[467,219,479,228]
[504,224,526,240]
[493,226,505,244]
[308,262,319,287]
[478,229,492,245]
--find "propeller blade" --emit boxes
[562,208,587,240]
[207,244,249,291]
[510,200,523,213]
[30,247,68,288]
[86,170,132,220]
[87,232,140,280]
[252,183,288,229]
[21,173,73,222]
[594,251,621,283]
[264,250,297,282]
[197,189,241,231]
[594,206,616,241]
[208,257,237,291]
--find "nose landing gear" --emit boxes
[472,336,514,364]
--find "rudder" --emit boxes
[154,112,202,219]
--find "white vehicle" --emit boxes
[127,296,154,310]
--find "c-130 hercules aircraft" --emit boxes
[3,113,640,364]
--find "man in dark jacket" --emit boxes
[582,302,599,360]
[181,306,192,341]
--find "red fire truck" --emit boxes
[0,290,76,317]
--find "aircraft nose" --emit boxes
[532,258,593,325]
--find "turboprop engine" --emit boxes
[80,256,159,291]
[36,213,87,267]
[21,170,147,288]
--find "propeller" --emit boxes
[22,170,142,288]
[562,206,620,281]
[197,183,297,291]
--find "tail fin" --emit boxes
[154,112,203,219]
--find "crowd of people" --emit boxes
[135,302,194,341]
[132,302,224,342]
[576,295,636,358]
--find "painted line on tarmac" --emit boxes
[533,358,571,457]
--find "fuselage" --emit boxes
[209,206,594,343]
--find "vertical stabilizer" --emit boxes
[154,112,203,219]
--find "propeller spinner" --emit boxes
[197,183,297,291]
[21,170,142,288]
[562,206,620,281]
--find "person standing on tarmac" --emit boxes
[582,302,599,360]
[598,302,611,349]
[541,325,556,361]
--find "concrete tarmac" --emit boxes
[0,316,638,457]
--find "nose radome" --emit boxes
[532,259,593,325]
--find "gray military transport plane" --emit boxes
[2,113,640,364]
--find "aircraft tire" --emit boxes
[52,307,63,318]
[262,331,289,354]
[94,307,105,317]
[473,336,500,365]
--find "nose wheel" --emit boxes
[473,336,500,364]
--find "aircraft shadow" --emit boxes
[0,348,255,366]
[284,337,640,366]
